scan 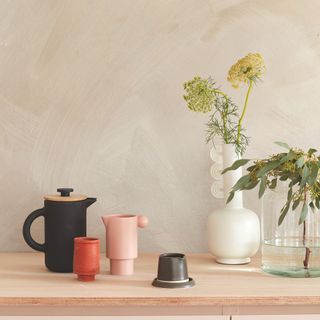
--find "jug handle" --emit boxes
[23,208,45,252]
[138,215,148,228]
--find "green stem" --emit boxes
[214,90,229,144]
[214,90,228,100]
[237,80,253,144]
[302,191,311,274]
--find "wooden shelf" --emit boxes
[1,253,320,316]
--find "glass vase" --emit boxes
[262,183,320,277]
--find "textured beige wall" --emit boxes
[1,0,320,252]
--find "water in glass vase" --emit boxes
[262,237,320,278]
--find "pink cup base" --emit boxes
[110,259,134,275]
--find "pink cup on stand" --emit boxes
[101,214,148,275]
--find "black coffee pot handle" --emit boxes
[23,208,45,252]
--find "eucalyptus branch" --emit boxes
[222,142,320,273]
[222,142,320,226]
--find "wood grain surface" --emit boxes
[1,253,320,307]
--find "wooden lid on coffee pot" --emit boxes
[44,188,87,202]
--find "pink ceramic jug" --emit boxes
[101,214,148,275]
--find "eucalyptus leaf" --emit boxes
[279,173,290,181]
[308,148,317,156]
[232,174,251,191]
[278,201,290,226]
[296,156,305,168]
[299,202,308,225]
[289,177,300,187]
[246,165,256,172]
[256,161,280,178]
[301,165,310,186]
[287,187,293,201]
[269,178,277,189]
[316,197,320,210]
[308,162,318,185]
[226,191,235,204]
[221,159,250,174]
[243,180,259,190]
[309,201,315,213]
[280,150,296,164]
[274,141,290,150]
[292,199,300,211]
[258,176,267,199]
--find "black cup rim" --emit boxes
[159,253,185,259]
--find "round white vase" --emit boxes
[207,144,260,264]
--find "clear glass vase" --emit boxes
[262,183,320,277]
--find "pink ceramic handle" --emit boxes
[138,215,148,228]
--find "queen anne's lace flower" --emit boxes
[227,53,265,88]
[182,52,265,155]
[183,76,215,113]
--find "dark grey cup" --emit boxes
[152,253,195,289]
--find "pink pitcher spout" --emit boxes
[101,215,110,227]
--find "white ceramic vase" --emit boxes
[207,144,260,264]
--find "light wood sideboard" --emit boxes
[1,253,320,318]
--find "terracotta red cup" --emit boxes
[73,237,100,281]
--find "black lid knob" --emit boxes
[57,188,74,197]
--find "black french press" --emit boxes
[23,188,96,272]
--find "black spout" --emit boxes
[85,197,97,208]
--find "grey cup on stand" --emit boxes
[152,253,195,289]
